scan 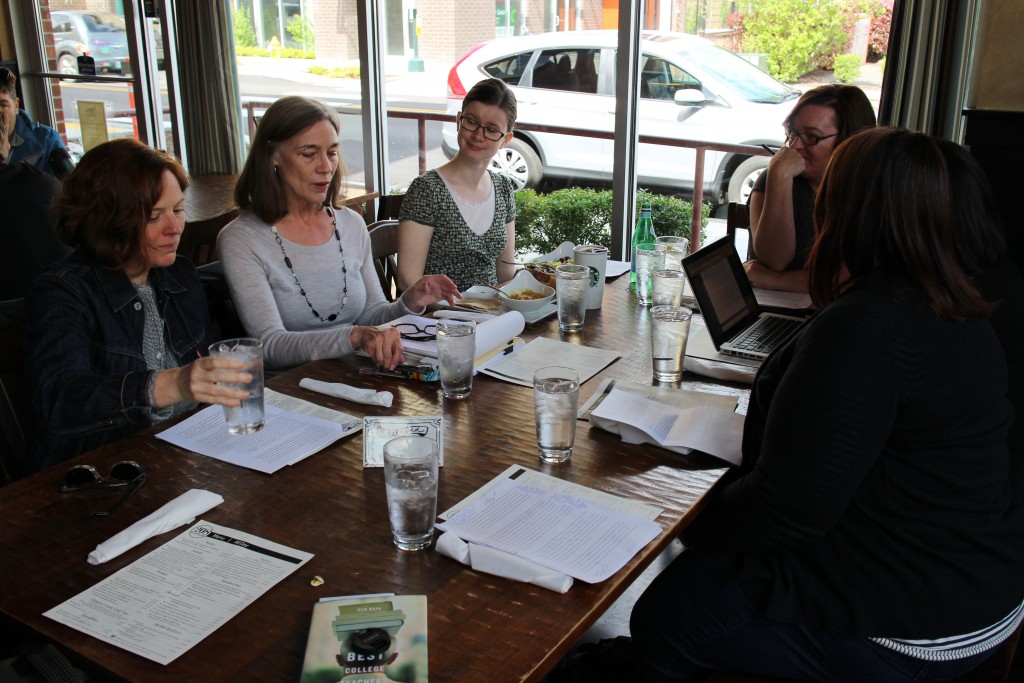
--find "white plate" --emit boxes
[531,241,575,264]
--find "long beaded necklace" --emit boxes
[271,208,348,322]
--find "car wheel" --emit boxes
[727,156,769,205]
[490,138,542,191]
[57,54,79,76]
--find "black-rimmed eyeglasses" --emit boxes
[785,129,839,147]
[394,322,437,341]
[61,461,145,492]
[458,113,508,142]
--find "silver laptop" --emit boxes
[682,236,806,361]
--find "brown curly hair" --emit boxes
[56,138,188,269]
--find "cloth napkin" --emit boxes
[299,378,393,407]
[436,532,573,593]
[87,489,224,565]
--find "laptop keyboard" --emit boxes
[732,316,800,354]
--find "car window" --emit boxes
[482,52,532,86]
[671,42,798,104]
[529,49,601,93]
[640,56,702,100]
[52,14,72,33]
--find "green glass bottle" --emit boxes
[630,201,656,291]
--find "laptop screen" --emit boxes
[682,236,762,347]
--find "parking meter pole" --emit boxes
[408,9,425,72]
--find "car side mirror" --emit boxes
[674,89,708,106]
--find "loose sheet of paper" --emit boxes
[478,336,621,387]
[156,402,352,473]
[44,521,312,665]
[439,464,663,521]
[591,387,744,465]
[436,478,660,583]
[579,378,739,419]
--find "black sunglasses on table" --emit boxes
[60,460,146,492]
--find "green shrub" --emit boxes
[236,46,270,57]
[514,187,708,256]
[742,0,850,81]
[279,48,315,59]
[233,5,257,48]
[832,54,861,83]
[286,15,315,51]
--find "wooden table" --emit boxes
[0,276,747,682]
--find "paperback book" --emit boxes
[300,594,427,683]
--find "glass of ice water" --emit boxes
[650,306,693,383]
[635,243,666,306]
[207,337,264,434]
[383,436,439,551]
[652,269,686,306]
[436,319,476,399]
[555,264,590,333]
[533,366,580,463]
[656,235,690,271]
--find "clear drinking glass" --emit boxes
[555,264,590,333]
[656,235,690,271]
[650,306,693,382]
[634,243,666,306]
[533,366,580,463]
[207,338,264,434]
[383,435,440,551]
[652,269,686,306]
[436,319,476,399]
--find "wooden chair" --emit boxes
[726,201,752,261]
[180,208,240,268]
[376,193,405,221]
[707,623,1024,683]
[367,219,401,302]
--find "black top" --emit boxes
[685,275,1024,639]
[0,162,71,300]
[749,171,816,271]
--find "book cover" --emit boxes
[300,594,427,683]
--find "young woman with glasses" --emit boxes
[397,78,519,292]
[219,96,460,372]
[745,84,876,293]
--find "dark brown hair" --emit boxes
[463,78,518,130]
[808,127,989,320]
[234,96,345,224]
[784,84,876,144]
[57,138,188,269]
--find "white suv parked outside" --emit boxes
[443,30,801,205]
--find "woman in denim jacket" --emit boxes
[24,139,251,471]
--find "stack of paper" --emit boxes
[389,310,525,364]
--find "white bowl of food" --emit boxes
[499,269,556,313]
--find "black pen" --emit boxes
[761,144,776,156]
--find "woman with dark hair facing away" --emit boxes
[25,138,251,471]
[745,84,875,293]
[397,78,518,292]
[625,128,1024,682]
[219,96,459,372]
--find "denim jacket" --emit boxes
[24,252,213,471]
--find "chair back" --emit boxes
[377,194,405,221]
[0,304,31,485]
[726,202,752,261]
[367,219,401,302]
[180,208,240,267]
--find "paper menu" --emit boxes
[478,336,621,387]
[390,310,525,360]
[45,521,312,665]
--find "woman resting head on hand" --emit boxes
[24,138,251,471]
[745,84,876,293]
[220,96,459,372]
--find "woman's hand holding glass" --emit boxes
[401,274,462,310]
[154,357,252,408]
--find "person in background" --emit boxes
[219,96,459,372]
[0,66,73,178]
[744,84,875,293]
[397,78,518,293]
[0,109,71,316]
[626,128,1024,682]
[25,139,250,471]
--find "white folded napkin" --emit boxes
[87,489,224,565]
[436,532,573,593]
[683,356,757,384]
[299,378,393,407]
